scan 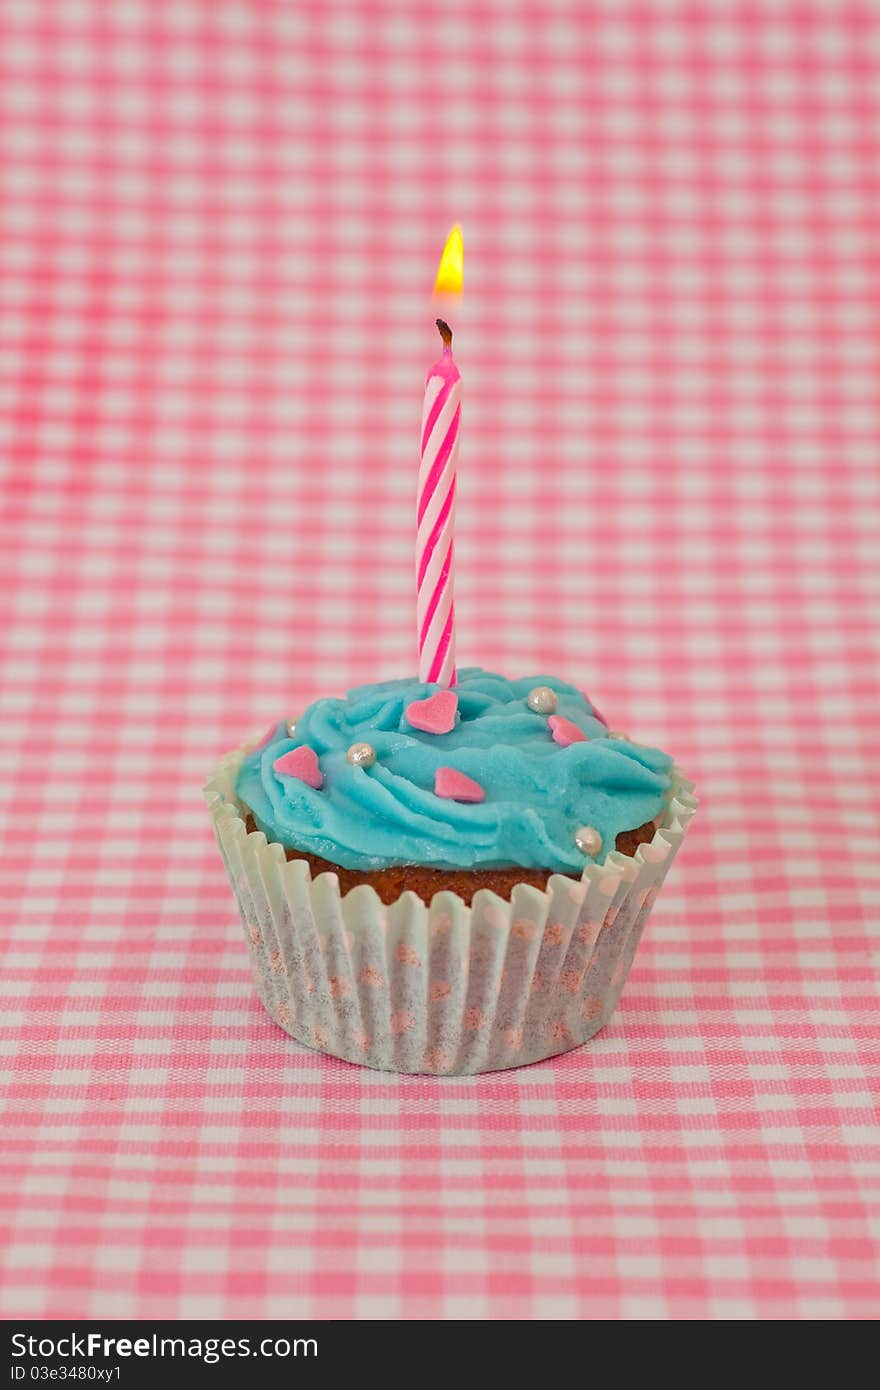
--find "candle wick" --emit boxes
[436,318,453,351]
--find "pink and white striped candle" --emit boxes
[417,317,460,686]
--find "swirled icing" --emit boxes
[236,668,673,873]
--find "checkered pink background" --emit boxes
[2,1,879,1321]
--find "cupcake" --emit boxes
[205,668,696,1074]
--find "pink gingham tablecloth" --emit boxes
[1,1,879,1320]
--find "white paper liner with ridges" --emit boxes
[205,747,697,1074]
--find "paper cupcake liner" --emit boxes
[204,746,697,1075]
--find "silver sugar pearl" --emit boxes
[574,825,603,857]
[346,741,376,768]
[287,721,297,737]
[526,685,558,715]
[606,730,628,741]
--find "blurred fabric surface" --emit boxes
[1,1,878,1318]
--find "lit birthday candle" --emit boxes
[417,226,463,686]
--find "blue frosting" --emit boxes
[236,668,674,873]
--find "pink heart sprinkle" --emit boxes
[435,767,485,803]
[273,745,324,789]
[548,715,587,747]
[406,689,459,735]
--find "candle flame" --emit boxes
[433,224,463,298]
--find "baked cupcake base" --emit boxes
[244,813,659,905]
[207,746,697,1075]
